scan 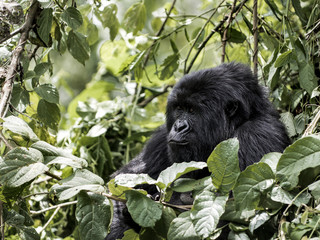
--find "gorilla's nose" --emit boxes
[174,119,190,133]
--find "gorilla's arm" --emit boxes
[106,126,171,240]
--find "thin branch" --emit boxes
[0,201,4,240]
[0,0,40,118]
[9,103,33,121]
[161,201,192,211]
[22,192,50,200]
[138,85,173,108]
[186,0,248,73]
[221,0,238,63]
[45,171,62,181]
[142,0,177,68]
[39,206,60,233]
[0,27,23,45]
[184,0,225,74]
[0,131,14,150]
[253,0,259,75]
[30,201,77,216]
[303,106,320,137]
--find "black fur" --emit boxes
[105,63,290,239]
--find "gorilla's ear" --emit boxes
[225,101,239,117]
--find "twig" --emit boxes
[0,0,40,118]
[221,0,238,63]
[161,201,192,211]
[142,0,177,68]
[302,106,320,137]
[253,0,259,75]
[45,171,62,181]
[0,131,14,150]
[0,201,4,240]
[184,0,225,74]
[101,192,126,203]
[138,85,173,108]
[0,27,23,45]
[30,201,77,216]
[39,206,60,233]
[22,192,50,200]
[186,0,248,73]
[9,103,33,121]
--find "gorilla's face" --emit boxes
[166,80,231,163]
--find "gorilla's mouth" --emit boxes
[168,140,189,146]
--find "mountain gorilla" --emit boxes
[105,62,290,239]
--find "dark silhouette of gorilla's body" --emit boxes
[106,63,290,239]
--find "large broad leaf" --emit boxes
[260,152,282,174]
[207,138,240,194]
[298,62,317,95]
[157,161,207,190]
[308,180,320,199]
[114,173,157,188]
[234,162,275,211]
[274,50,293,68]
[76,192,111,240]
[67,30,90,65]
[34,83,59,104]
[61,7,83,29]
[167,211,200,240]
[3,116,39,142]
[94,4,119,40]
[37,8,52,46]
[276,135,320,190]
[270,186,311,207]
[190,191,228,239]
[11,84,30,113]
[154,206,177,238]
[125,190,162,228]
[31,141,87,168]
[51,169,104,200]
[0,147,48,187]
[37,99,61,131]
[122,2,146,34]
[249,212,270,234]
[160,54,180,80]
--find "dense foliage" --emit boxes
[0,0,320,239]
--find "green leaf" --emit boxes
[260,152,282,173]
[86,119,110,138]
[37,99,61,131]
[61,7,83,29]
[34,62,51,76]
[157,161,207,190]
[11,84,30,113]
[67,30,90,65]
[159,54,180,80]
[122,2,146,34]
[125,190,162,228]
[234,162,275,211]
[114,173,157,188]
[19,226,40,240]
[37,8,53,46]
[207,138,240,194]
[31,141,87,168]
[292,0,307,25]
[3,116,39,142]
[190,191,228,239]
[298,62,317,95]
[280,112,297,138]
[99,40,130,75]
[94,4,119,40]
[274,50,293,68]
[76,192,111,239]
[51,169,104,200]
[308,180,320,199]
[34,83,59,104]
[249,212,270,233]
[154,206,176,238]
[0,147,48,187]
[107,179,131,200]
[226,28,246,43]
[276,135,320,189]
[121,229,139,240]
[167,211,200,240]
[270,186,311,207]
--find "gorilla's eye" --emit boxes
[176,106,182,111]
[189,108,194,113]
